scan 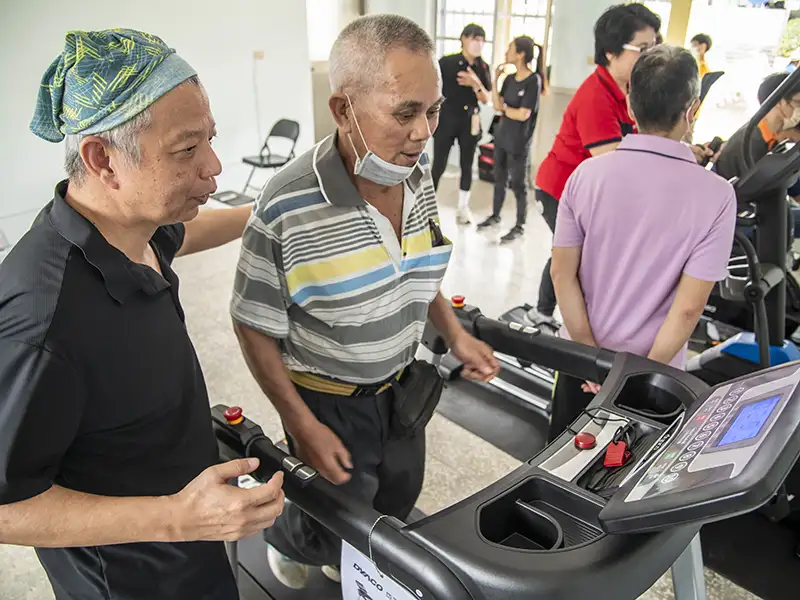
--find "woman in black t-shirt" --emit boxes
[431,24,492,225]
[477,36,547,243]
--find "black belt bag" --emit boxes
[389,360,444,438]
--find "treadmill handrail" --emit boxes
[212,409,475,600]
[449,306,615,383]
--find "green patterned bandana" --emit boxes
[30,29,197,142]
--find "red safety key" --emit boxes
[604,441,630,468]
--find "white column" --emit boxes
[548,0,620,92]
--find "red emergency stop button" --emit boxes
[451,295,465,308]
[224,406,244,425]
[574,432,597,450]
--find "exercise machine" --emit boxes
[687,67,800,385]
[216,304,800,600]
[679,68,800,598]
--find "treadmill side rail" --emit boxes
[211,405,476,600]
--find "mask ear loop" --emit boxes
[345,93,370,159]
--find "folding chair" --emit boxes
[241,119,300,196]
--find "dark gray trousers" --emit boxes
[264,385,426,566]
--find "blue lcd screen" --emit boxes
[716,395,781,447]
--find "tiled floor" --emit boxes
[0,173,760,600]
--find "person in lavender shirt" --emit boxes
[547,45,737,442]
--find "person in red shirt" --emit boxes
[530,3,661,327]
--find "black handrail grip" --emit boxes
[212,409,474,600]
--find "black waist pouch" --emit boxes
[389,360,444,438]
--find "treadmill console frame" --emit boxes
[598,362,800,534]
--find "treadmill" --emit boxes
[215,305,800,600]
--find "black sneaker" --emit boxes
[500,225,524,243]
[477,215,501,228]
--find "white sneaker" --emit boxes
[456,207,472,225]
[321,564,341,583]
[267,544,310,589]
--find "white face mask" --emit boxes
[785,105,800,131]
[466,39,482,57]
[346,95,418,187]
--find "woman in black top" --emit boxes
[477,35,547,243]
[431,23,492,225]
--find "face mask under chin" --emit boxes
[345,94,417,187]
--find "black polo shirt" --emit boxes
[0,181,237,600]
[439,52,492,120]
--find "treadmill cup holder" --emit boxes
[612,373,685,424]
[720,257,749,302]
[478,477,602,551]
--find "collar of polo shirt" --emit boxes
[45,181,173,304]
[312,131,429,207]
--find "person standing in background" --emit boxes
[690,33,713,78]
[477,36,547,243]
[549,45,736,441]
[530,2,661,328]
[432,23,492,225]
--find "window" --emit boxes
[435,0,496,60]
[509,0,549,45]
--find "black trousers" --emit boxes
[264,385,426,566]
[536,188,559,316]
[548,372,595,443]
[492,145,530,226]
[431,111,480,192]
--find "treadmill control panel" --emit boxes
[598,362,800,533]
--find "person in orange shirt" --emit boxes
[690,33,712,79]
[714,72,800,182]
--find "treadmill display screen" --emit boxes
[716,395,781,447]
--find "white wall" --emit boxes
[306,0,363,62]
[548,0,619,91]
[0,0,314,251]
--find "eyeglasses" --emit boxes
[622,43,654,53]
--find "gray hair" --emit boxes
[65,75,201,183]
[629,44,700,133]
[328,14,435,97]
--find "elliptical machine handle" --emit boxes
[742,68,800,169]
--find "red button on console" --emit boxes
[574,432,597,450]
[451,295,465,308]
[224,406,244,425]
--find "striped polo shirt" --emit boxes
[230,132,452,385]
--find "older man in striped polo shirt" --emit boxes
[230,14,500,589]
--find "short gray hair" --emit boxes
[64,75,201,184]
[629,45,700,133]
[329,14,435,97]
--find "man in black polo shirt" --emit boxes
[0,29,284,600]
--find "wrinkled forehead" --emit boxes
[366,49,442,111]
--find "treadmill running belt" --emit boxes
[436,378,549,461]
[237,534,340,600]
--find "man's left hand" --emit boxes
[450,331,500,382]
[457,66,482,90]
